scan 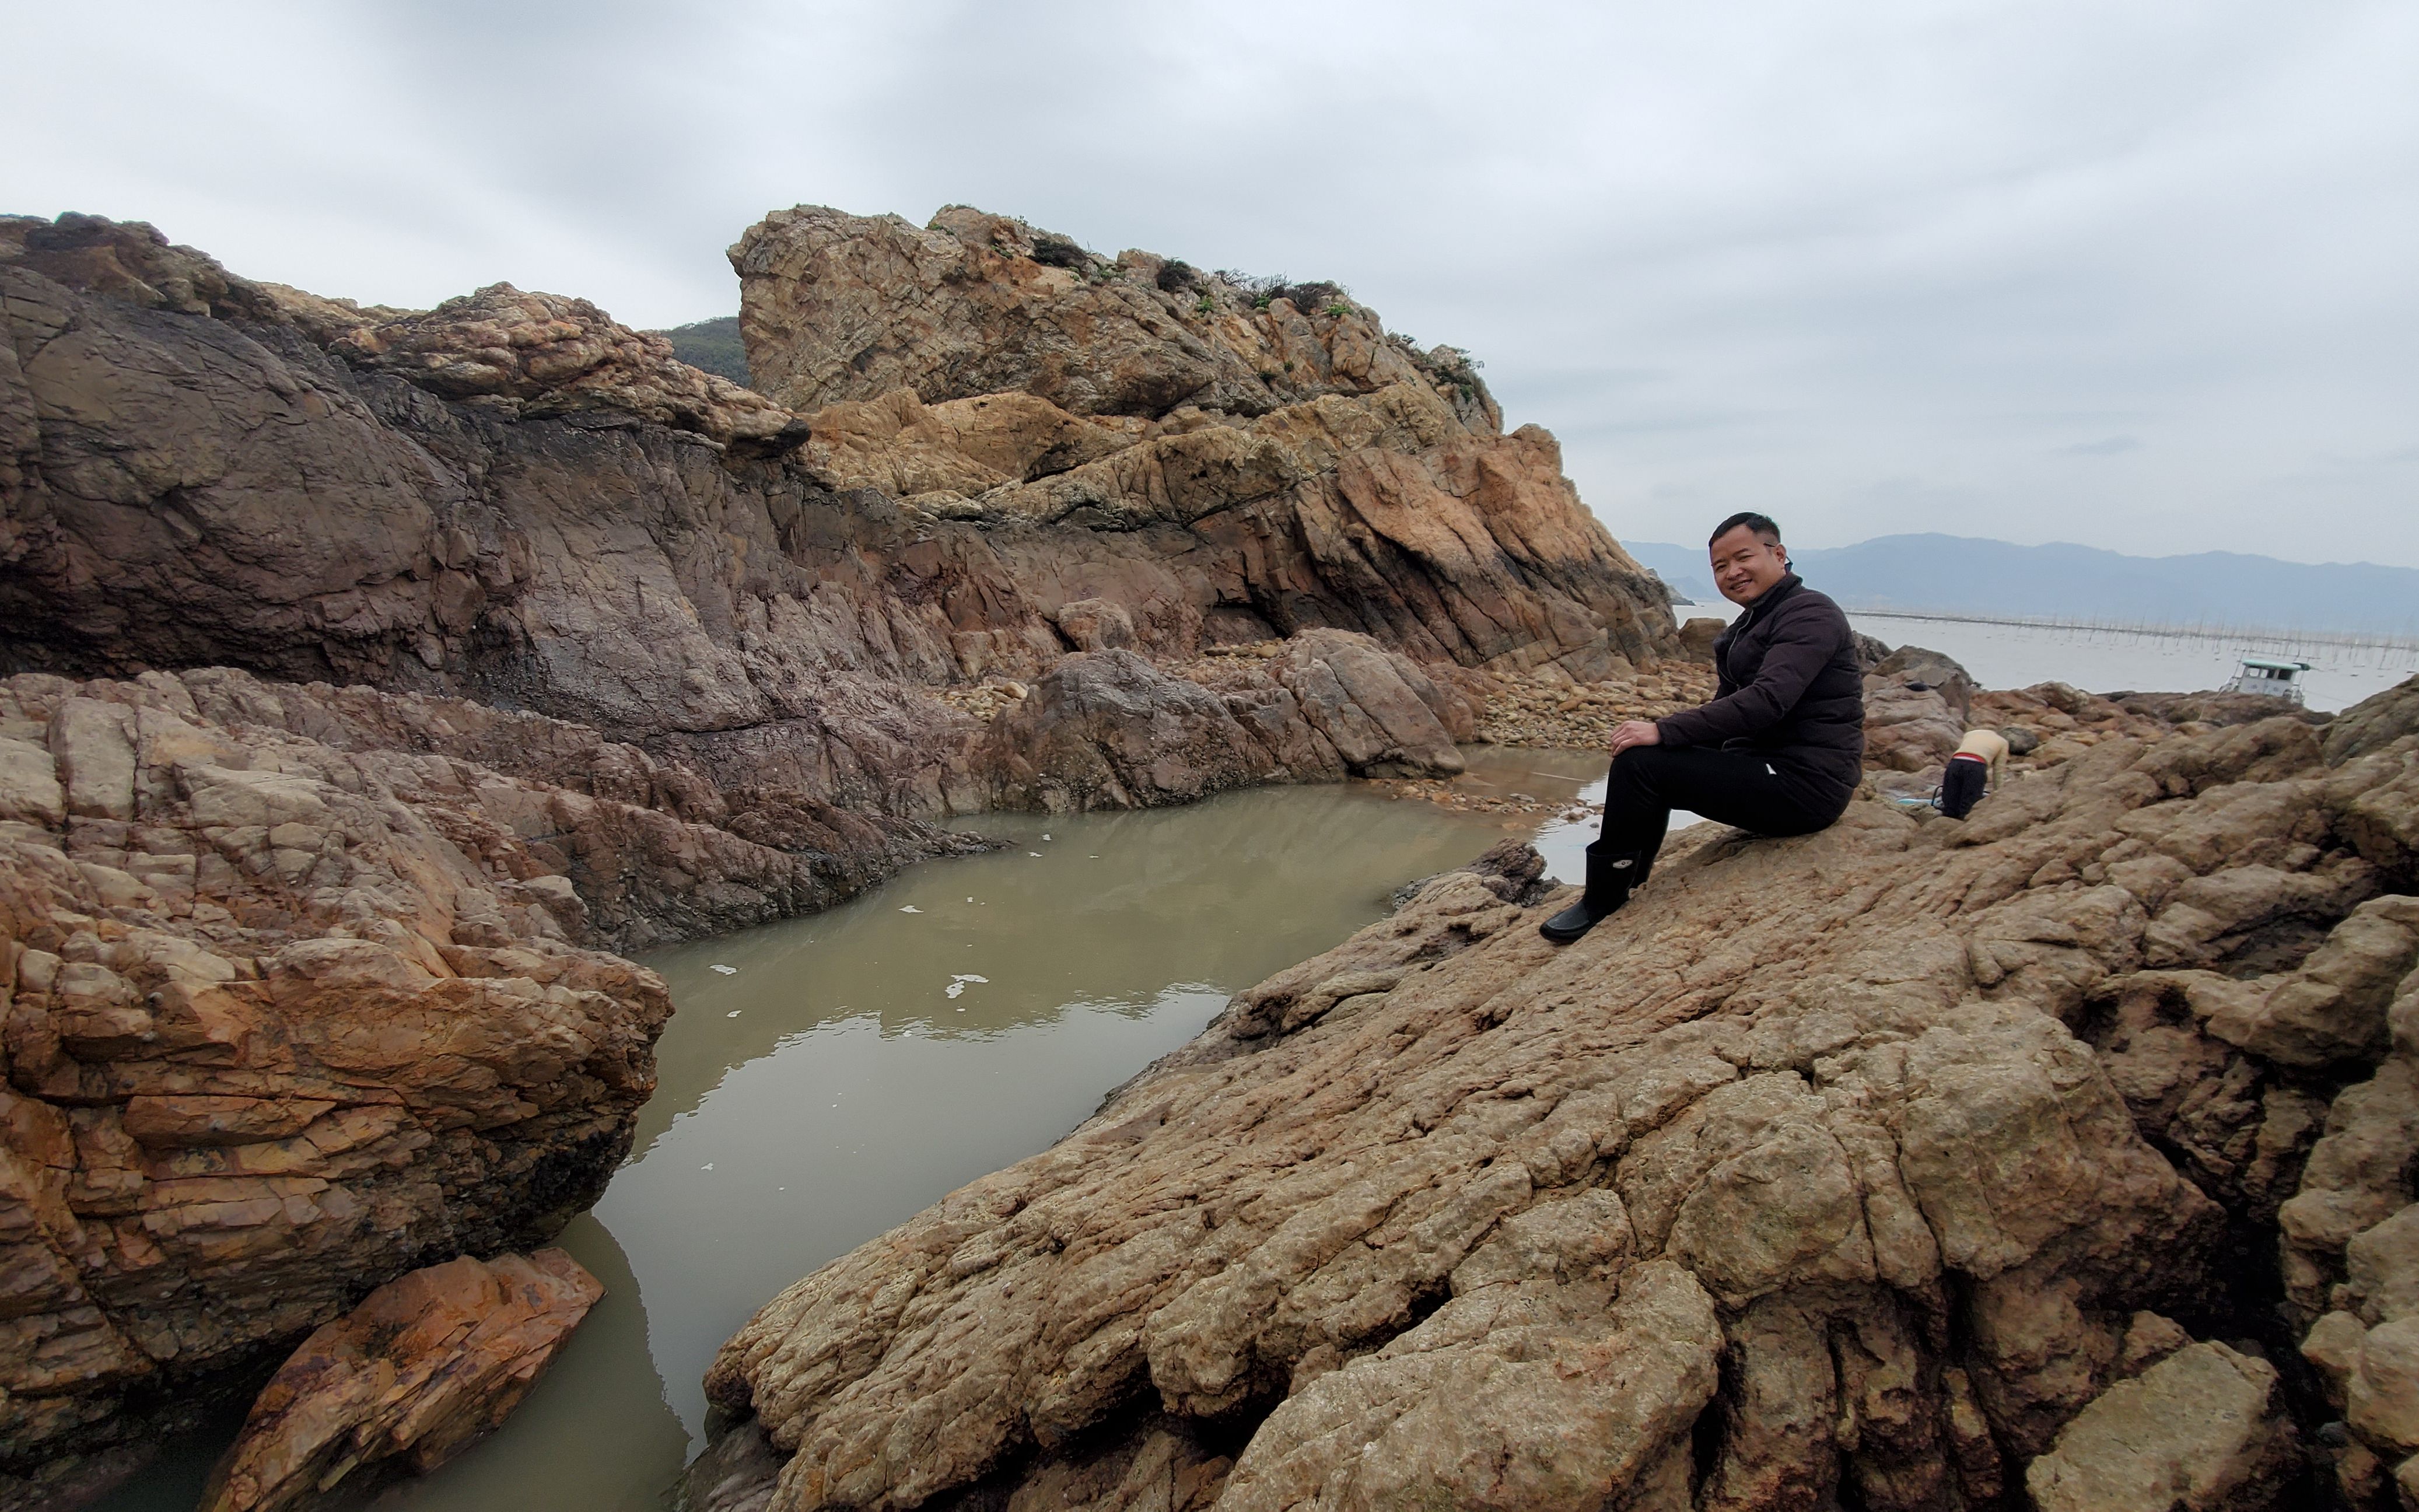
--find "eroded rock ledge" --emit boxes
[691,684,2419,1511]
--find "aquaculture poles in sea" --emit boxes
[1846,607,2419,674]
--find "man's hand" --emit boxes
[1608,720,1662,757]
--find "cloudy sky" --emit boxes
[6,1,2415,565]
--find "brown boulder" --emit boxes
[1861,681,1966,774]
[1871,643,1975,721]
[2326,673,2419,766]
[1055,598,1137,653]
[2026,1342,2299,1512]
[198,1249,602,1512]
[975,649,1294,811]
[1276,629,1466,777]
[1679,616,1727,663]
[1861,645,1977,775]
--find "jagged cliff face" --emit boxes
[2,212,1675,778]
[731,205,1499,428]
[695,695,2419,1512]
[733,204,1670,680]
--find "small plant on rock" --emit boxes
[1029,233,1090,271]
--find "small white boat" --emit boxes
[2220,656,2312,705]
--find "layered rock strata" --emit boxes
[694,685,2419,1511]
[198,1248,602,1512]
[0,668,692,1503]
[731,205,1672,680]
[3,211,1675,769]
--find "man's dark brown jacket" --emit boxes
[1653,574,1865,795]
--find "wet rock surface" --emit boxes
[197,1248,602,1512]
[697,690,2419,1511]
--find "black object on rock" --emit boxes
[1539,844,1646,944]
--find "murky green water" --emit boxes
[99,750,1608,1511]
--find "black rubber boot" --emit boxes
[1538,845,1646,944]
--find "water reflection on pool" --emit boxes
[98,750,1606,1512]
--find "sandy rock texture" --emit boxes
[694,681,2419,1511]
[328,283,808,452]
[731,204,1484,426]
[2280,687,2419,1504]
[197,1248,601,1512]
[0,668,740,1504]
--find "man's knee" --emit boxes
[1611,744,1690,780]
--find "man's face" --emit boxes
[1709,526,1790,606]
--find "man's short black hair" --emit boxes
[1709,511,1782,547]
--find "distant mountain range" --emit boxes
[1622,533,2419,635]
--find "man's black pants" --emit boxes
[1939,755,1989,819]
[1594,745,1853,878]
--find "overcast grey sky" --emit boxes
[6,1,2415,566]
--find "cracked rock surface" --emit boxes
[0,668,720,1503]
[695,691,2419,1511]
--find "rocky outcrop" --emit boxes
[0,667,727,1502]
[730,204,1489,426]
[328,284,807,452]
[1861,645,1976,775]
[0,203,1688,1501]
[692,694,2419,1512]
[4,211,1676,757]
[2325,674,2419,766]
[731,205,1674,680]
[198,1248,601,1512]
[2026,1339,2299,1512]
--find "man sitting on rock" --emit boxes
[1542,512,1866,943]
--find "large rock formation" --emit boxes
[730,204,1491,426]
[3,210,1675,774]
[732,205,1672,681]
[0,667,705,1503]
[691,687,2419,1511]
